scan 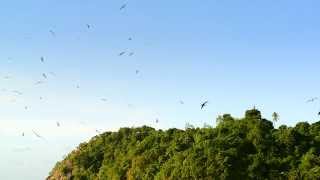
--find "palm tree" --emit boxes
[272,112,279,125]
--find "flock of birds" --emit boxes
[5,3,319,142]
[3,2,211,141]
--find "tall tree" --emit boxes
[272,112,279,125]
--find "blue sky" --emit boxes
[1,0,320,179]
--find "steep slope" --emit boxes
[48,109,320,180]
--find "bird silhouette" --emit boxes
[40,56,45,63]
[119,51,126,56]
[201,101,208,110]
[307,97,318,103]
[101,98,108,102]
[42,73,47,79]
[32,130,43,139]
[120,4,127,10]
[49,30,55,37]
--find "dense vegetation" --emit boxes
[48,109,320,179]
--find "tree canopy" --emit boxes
[48,109,320,180]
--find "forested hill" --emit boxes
[48,109,320,179]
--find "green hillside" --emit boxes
[48,109,320,179]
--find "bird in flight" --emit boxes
[86,24,91,29]
[22,132,25,137]
[120,4,127,10]
[119,51,126,56]
[32,130,43,139]
[129,52,134,56]
[156,118,159,123]
[40,56,45,63]
[49,30,56,37]
[135,70,140,74]
[201,101,208,110]
[179,100,185,105]
[42,73,47,79]
[307,97,318,103]
[101,98,108,102]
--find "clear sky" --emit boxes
[1,0,320,179]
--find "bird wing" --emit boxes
[201,101,208,109]
[32,130,42,138]
[120,4,127,10]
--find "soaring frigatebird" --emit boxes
[201,101,208,110]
